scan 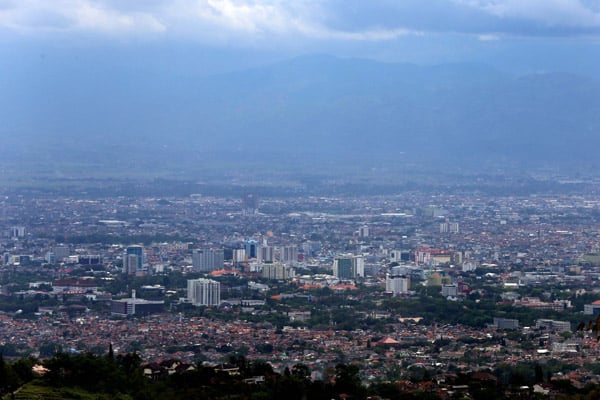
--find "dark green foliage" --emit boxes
[334,363,366,399]
[0,353,596,400]
[41,351,144,395]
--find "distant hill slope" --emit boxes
[1,54,599,176]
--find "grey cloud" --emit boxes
[0,0,599,41]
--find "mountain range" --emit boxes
[1,54,599,180]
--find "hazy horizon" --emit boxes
[1,1,599,189]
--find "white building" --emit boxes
[262,263,293,280]
[386,275,409,296]
[260,245,297,265]
[192,248,224,272]
[232,249,246,264]
[440,221,459,234]
[389,249,405,263]
[259,246,274,263]
[358,225,369,238]
[441,284,458,297]
[187,278,221,306]
[280,245,298,265]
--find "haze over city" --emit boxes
[1,0,599,188]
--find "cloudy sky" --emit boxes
[0,0,598,74]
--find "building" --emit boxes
[333,254,364,279]
[391,265,424,281]
[584,300,600,315]
[45,252,56,264]
[187,278,221,306]
[415,247,453,266]
[192,248,224,272]
[259,245,297,264]
[123,245,144,275]
[440,221,460,234]
[535,319,571,332]
[78,255,101,266]
[262,263,293,280]
[232,249,246,265]
[358,225,369,238]
[241,193,258,216]
[53,279,98,294]
[259,246,274,263]
[9,226,25,238]
[111,290,164,316]
[441,284,458,297]
[279,245,298,265]
[493,317,519,330]
[333,255,352,279]
[245,240,258,260]
[389,249,409,263]
[52,246,70,262]
[462,262,478,272]
[385,274,409,296]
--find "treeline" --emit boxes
[7,352,367,400]
[3,352,600,400]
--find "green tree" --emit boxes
[334,363,365,399]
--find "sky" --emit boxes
[0,0,599,74]
[0,1,599,180]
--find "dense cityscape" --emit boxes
[1,183,600,398]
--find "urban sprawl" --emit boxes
[3,191,600,397]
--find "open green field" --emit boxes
[4,382,132,400]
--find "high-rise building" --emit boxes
[123,245,144,275]
[245,239,258,259]
[9,226,25,238]
[333,254,364,279]
[440,221,459,234]
[187,278,221,306]
[262,263,290,280]
[242,193,258,216]
[353,255,365,278]
[280,245,298,265]
[386,274,410,296]
[192,249,224,272]
[359,225,369,238]
[259,246,274,263]
[333,255,353,279]
[232,248,246,265]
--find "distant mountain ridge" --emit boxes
[1,54,599,177]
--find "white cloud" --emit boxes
[0,0,598,42]
[73,2,166,33]
[161,0,419,42]
[0,0,165,34]
[0,0,417,41]
[477,33,501,41]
